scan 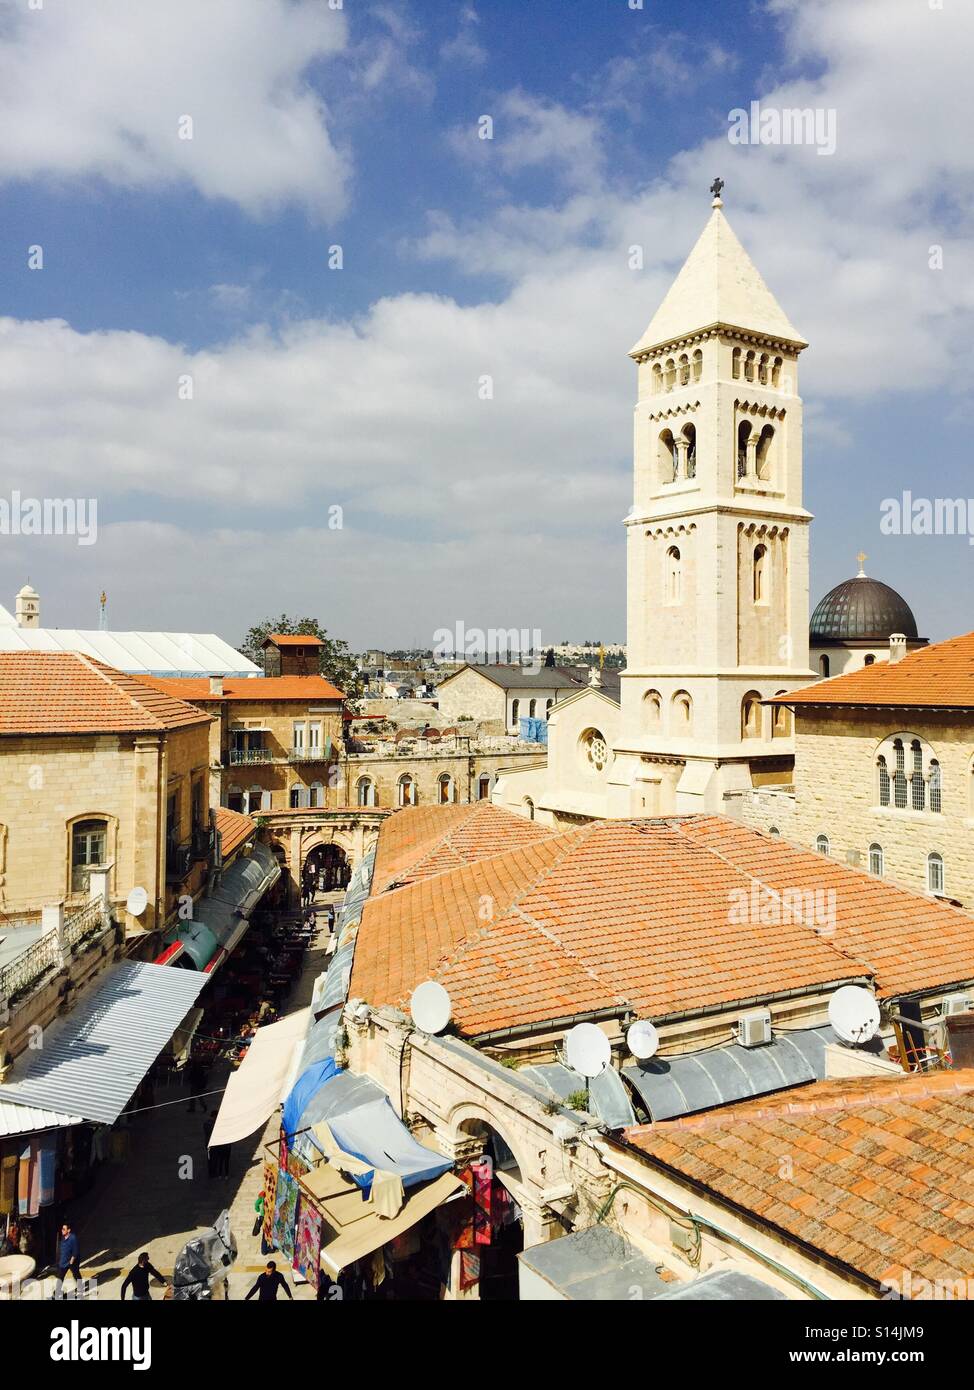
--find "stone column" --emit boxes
[288,826,302,907]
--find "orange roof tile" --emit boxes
[138,675,345,702]
[677,817,974,1000]
[370,802,563,895]
[0,652,213,735]
[625,1070,974,1295]
[773,630,974,709]
[214,806,259,859]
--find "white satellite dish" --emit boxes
[565,1023,611,1078]
[627,1019,660,1061]
[828,986,881,1045]
[410,980,452,1035]
[125,886,148,917]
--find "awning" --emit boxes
[160,840,281,972]
[0,1100,83,1139]
[208,1008,310,1147]
[312,1171,463,1279]
[0,962,205,1125]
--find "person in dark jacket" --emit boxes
[244,1261,293,1301]
[121,1252,167,1301]
[54,1222,81,1299]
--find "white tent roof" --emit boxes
[0,625,261,676]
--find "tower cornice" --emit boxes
[630,321,807,364]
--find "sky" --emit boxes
[0,0,972,652]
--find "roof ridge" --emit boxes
[78,653,168,729]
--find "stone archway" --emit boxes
[453,1113,527,1301]
[303,841,350,894]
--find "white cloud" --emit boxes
[0,0,349,217]
[440,6,487,68]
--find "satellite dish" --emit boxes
[828,986,881,1045]
[410,981,452,1035]
[126,886,148,917]
[565,1023,611,1078]
[627,1019,660,1061]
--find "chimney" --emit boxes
[889,633,907,664]
[209,676,224,696]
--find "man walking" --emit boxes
[244,1260,293,1301]
[53,1222,81,1299]
[121,1252,167,1301]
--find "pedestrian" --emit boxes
[217,1141,232,1180]
[121,1252,167,1302]
[186,1054,209,1114]
[253,1189,265,1238]
[244,1260,292,1301]
[53,1222,81,1300]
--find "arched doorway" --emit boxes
[456,1117,526,1301]
[303,842,350,895]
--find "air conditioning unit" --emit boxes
[738,1010,772,1048]
[942,994,973,1018]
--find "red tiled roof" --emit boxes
[214,806,259,859]
[263,633,325,647]
[370,802,562,895]
[0,652,213,735]
[773,631,974,708]
[138,675,345,702]
[624,1070,974,1296]
[678,817,974,1000]
[352,813,974,1037]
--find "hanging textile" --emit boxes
[293,1201,321,1291]
[17,1145,32,1216]
[38,1138,57,1207]
[262,1162,278,1249]
[471,1159,492,1246]
[273,1171,299,1263]
[0,1154,17,1215]
[459,1250,481,1291]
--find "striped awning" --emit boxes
[0,961,205,1126]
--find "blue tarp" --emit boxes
[282,1057,338,1137]
[328,1096,453,1189]
[518,716,548,744]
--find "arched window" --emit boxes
[755,425,774,481]
[741,692,762,739]
[731,347,742,379]
[819,655,830,678]
[757,353,769,385]
[769,826,780,837]
[438,773,456,805]
[678,353,690,385]
[815,834,830,856]
[652,363,663,394]
[864,653,876,666]
[478,774,492,800]
[771,356,783,388]
[911,740,926,811]
[545,699,553,717]
[528,699,537,718]
[737,420,751,479]
[71,818,108,894]
[665,545,682,603]
[309,781,324,809]
[893,739,908,808]
[658,429,678,484]
[357,777,377,807]
[683,423,696,479]
[877,755,890,806]
[692,349,703,383]
[753,543,768,603]
[664,357,676,391]
[398,775,416,807]
[869,843,884,876]
[744,350,755,382]
[524,797,536,821]
[644,689,662,730]
[929,760,942,814]
[772,693,791,738]
[927,852,945,895]
[672,691,692,731]
[511,698,520,728]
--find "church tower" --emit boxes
[612,188,814,815]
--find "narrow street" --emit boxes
[59,902,339,1303]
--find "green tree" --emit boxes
[238,615,361,695]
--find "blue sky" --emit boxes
[0,0,971,650]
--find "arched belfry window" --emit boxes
[731,347,742,380]
[753,543,768,603]
[744,350,755,382]
[741,692,762,739]
[652,362,663,394]
[658,429,678,484]
[683,424,696,480]
[678,353,690,385]
[692,349,703,382]
[737,420,751,479]
[755,425,774,481]
[664,357,676,390]
[665,545,683,603]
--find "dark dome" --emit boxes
[810,575,918,643]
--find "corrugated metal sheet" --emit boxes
[0,962,205,1125]
[521,1063,636,1129]
[0,1100,82,1139]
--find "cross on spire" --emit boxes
[710,177,724,203]
[857,551,868,577]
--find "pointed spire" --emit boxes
[630,198,806,357]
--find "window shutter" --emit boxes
[260,791,272,811]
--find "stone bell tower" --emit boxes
[610,186,815,815]
[15,582,40,629]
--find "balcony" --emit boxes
[227,747,272,766]
[288,745,332,763]
[166,841,194,883]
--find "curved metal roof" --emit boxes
[810,575,918,643]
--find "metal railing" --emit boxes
[289,746,332,762]
[0,898,108,1004]
[166,842,194,882]
[227,747,271,765]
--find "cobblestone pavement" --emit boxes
[51,904,338,1304]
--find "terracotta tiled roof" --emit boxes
[625,1070,974,1296]
[138,675,345,702]
[354,816,869,1036]
[263,634,325,647]
[214,807,258,859]
[678,817,974,999]
[772,631,974,708]
[370,802,562,895]
[0,652,213,735]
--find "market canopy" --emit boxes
[0,962,205,1125]
[313,1172,463,1279]
[208,1008,310,1147]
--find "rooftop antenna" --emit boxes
[828,985,881,1046]
[99,590,108,631]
